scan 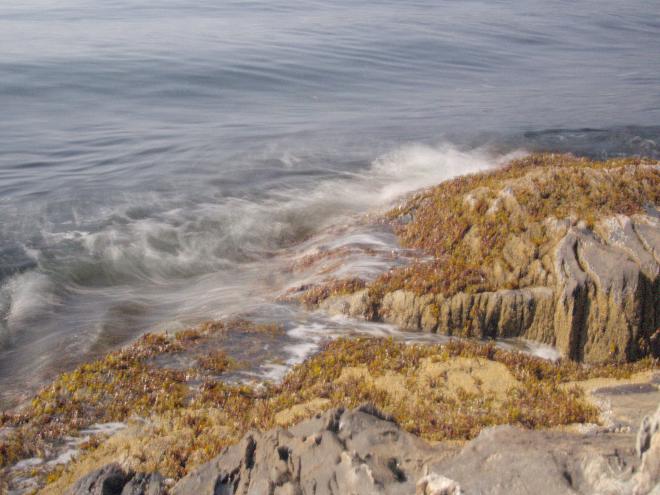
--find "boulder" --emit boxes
[171,405,445,495]
[319,214,659,363]
[65,466,166,495]
[309,158,660,363]
[65,464,129,495]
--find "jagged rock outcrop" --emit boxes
[170,404,445,495]
[313,157,660,363]
[635,404,660,495]
[66,400,660,495]
[65,466,165,495]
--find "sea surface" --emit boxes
[1,0,660,408]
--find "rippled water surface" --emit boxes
[1,0,659,407]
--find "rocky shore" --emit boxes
[302,154,660,364]
[64,388,660,495]
[2,153,659,494]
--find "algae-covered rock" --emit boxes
[311,154,660,363]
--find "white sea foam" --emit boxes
[0,143,528,405]
[0,271,60,330]
[370,144,524,203]
[32,143,518,287]
[525,341,562,361]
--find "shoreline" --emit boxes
[1,152,659,494]
[4,333,658,494]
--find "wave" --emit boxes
[0,271,61,344]
[7,142,517,286]
[0,142,523,407]
[2,141,517,323]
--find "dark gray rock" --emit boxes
[65,463,130,495]
[120,473,167,495]
[430,401,660,495]
[432,425,637,495]
[66,466,166,495]
[171,403,660,495]
[70,398,660,495]
[171,405,449,495]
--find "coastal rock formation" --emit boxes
[66,400,660,495]
[311,155,660,363]
[635,404,660,494]
[65,466,165,495]
[170,404,446,495]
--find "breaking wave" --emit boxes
[0,142,521,405]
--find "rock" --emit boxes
[172,405,448,495]
[69,399,660,495]
[637,404,660,457]
[66,466,166,495]
[565,225,654,362]
[634,404,660,495]
[432,425,587,495]
[319,213,659,363]
[309,159,660,363]
[429,399,660,495]
[318,288,374,319]
[65,464,130,495]
[415,473,462,495]
[120,473,166,495]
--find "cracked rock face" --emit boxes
[635,404,660,495]
[67,401,660,495]
[65,465,165,495]
[552,217,659,362]
[170,404,445,495]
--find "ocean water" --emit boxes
[1,0,659,407]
